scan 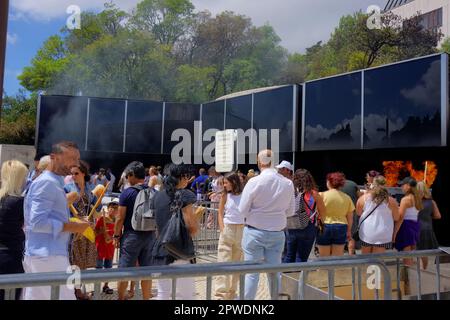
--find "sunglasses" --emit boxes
[71,172,80,176]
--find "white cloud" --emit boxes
[10,0,386,52]
[401,60,441,109]
[6,32,18,45]
[10,0,140,21]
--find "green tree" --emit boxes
[130,0,194,45]
[18,35,70,92]
[440,37,450,54]
[0,91,37,145]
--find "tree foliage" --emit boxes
[4,1,445,145]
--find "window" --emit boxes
[304,73,362,151]
[125,100,163,154]
[87,98,125,152]
[363,55,441,149]
[37,95,88,154]
[419,8,443,33]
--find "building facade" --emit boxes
[385,0,449,45]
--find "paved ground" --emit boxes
[86,254,272,300]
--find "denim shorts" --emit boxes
[316,223,347,246]
[118,230,155,268]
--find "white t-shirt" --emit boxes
[224,194,243,225]
[359,196,394,245]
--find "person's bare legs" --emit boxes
[118,281,129,300]
[318,245,331,257]
[403,246,414,266]
[421,257,429,270]
[348,239,356,255]
[371,247,386,254]
[331,245,345,257]
[141,280,152,300]
[361,246,372,255]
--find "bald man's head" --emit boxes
[257,149,273,169]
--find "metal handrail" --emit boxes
[0,258,392,300]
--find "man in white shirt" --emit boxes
[238,149,295,300]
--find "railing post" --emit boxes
[50,285,60,300]
[298,270,308,300]
[171,278,177,300]
[436,255,441,300]
[206,276,212,300]
[351,267,356,300]
[357,266,362,300]
[269,272,279,300]
[396,258,401,300]
[416,257,422,301]
[93,282,101,300]
[239,273,245,300]
[328,269,335,300]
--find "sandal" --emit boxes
[102,286,114,294]
[127,290,135,299]
[75,289,91,300]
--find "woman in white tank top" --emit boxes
[393,177,423,266]
[215,172,244,300]
[356,176,400,254]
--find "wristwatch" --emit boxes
[113,234,121,239]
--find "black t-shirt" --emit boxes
[119,184,147,232]
[153,189,197,233]
[0,195,25,252]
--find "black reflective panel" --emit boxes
[225,95,253,155]
[364,55,441,148]
[87,98,125,152]
[253,86,294,152]
[225,95,252,130]
[37,95,88,154]
[201,100,224,155]
[304,72,362,151]
[125,100,163,154]
[163,103,200,154]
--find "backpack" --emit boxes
[286,192,316,230]
[131,185,157,232]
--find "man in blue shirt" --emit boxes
[23,141,90,300]
[190,168,208,201]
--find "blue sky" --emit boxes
[4,0,385,96]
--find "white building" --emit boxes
[384,0,449,45]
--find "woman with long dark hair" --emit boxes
[284,169,325,262]
[153,164,199,300]
[215,172,244,299]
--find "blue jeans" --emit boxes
[283,223,317,263]
[241,226,285,300]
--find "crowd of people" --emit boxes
[0,141,443,301]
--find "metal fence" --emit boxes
[192,201,220,256]
[0,258,393,301]
[1,249,448,300]
[315,249,449,300]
